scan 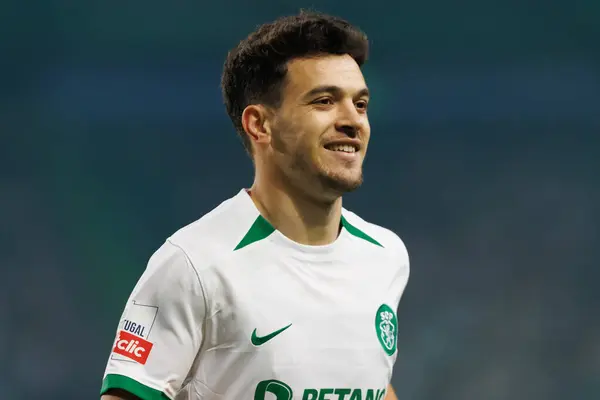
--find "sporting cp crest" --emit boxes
[375,304,398,356]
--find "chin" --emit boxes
[319,170,363,194]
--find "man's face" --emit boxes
[268,54,371,199]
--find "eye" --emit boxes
[313,97,334,105]
[355,100,369,111]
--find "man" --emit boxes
[101,11,409,400]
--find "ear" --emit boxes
[242,104,272,147]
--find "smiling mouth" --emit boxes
[324,143,358,153]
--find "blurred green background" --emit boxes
[2,1,599,399]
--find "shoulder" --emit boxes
[160,189,259,270]
[342,208,409,263]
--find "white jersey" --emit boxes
[101,189,410,400]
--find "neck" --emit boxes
[249,171,342,246]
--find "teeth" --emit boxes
[329,144,356,153]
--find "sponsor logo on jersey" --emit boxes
[251,323,292,346]
[302,388,387,400]
[254,380,386,400]
[112,330,153,364]
[111,300,158,363]
[254,379,293,400]
[375,304,398,356]
[123,319,147,337]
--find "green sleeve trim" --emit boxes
[100,374,171,400]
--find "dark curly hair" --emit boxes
[221,11,369,155]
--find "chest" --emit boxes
[203,255,398,368]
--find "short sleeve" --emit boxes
[100,240,206,400]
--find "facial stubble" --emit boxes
[270,125,363,196]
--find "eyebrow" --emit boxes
[303,85,370,100]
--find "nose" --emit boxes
[334,101,364,138]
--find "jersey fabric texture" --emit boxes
[100,189,410,400]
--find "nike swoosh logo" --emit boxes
[251,323,292,346]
